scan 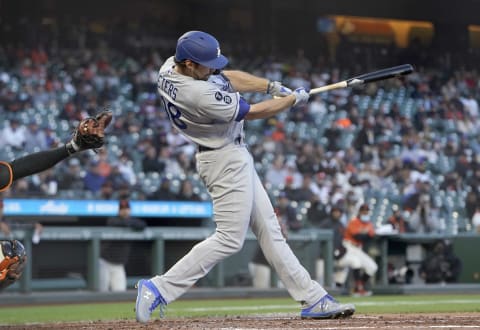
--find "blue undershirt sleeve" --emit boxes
[235,97,250,121]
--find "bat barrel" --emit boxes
[309,64,414,95]
[351,64,414,84]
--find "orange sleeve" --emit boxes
[344,218,362,246]
[344,217,375,246]
[367,222,376,237]
[0,161,14,192]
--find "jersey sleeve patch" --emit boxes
[197,88,240,123]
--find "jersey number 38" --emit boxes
[160,96,187,130]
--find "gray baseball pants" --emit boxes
[150,144,326,305]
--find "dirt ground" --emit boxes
[1,313,479,330]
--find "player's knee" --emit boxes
[224,239,244,254]
[216,231,245,254]
[369,262,379,275]
[349,260,362,270]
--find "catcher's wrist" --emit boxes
[65,141,79,155]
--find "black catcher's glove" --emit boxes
[66,111,113,154]
[0,240,27,290]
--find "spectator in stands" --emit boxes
[98,180,115,200]
[387,205,411,233]
[43,126,60,148]
[306,194,328,227]
[324,121,343,152]
[99,199,146,292]
[343,189,362,222]
[270,122,286,143]
[296,142,319,175]
[465,190,479,223]
[282,175,298,200]
[265,155,289,188]
[402,178,431,211]
[175,151,195,177]
[0,119,26,151]
[57,158,84,192]
[105,165,130,194]
[176,180,201,201]
[287,174,315,202]
[24,120,47,153]
[142,145,164,173]
[460,92,479,120]
[407,194,441,234]
[343,204,378,296]
[116,152,137,187]
[158,147,184,177]
[275,192,302,231]
[95,149,112,179]
[472,205,480,233]
[34,168,58,196]
[419,240,462,284]
[148,178,177,201]
[353,118,375,160]
[83,160,107,194]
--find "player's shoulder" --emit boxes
[159,56,176,73]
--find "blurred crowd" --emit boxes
[0,19,479,235]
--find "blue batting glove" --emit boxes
[293,87,310,106]
[267,81,293,97]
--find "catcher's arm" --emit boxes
[0,240,27,290]
[0,110,113,191]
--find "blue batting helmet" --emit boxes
[174,31,228,70]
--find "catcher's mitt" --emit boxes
[66,110,113,154]
[0,240,27,290]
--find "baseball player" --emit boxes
[135,30,355,322]
[343,204,378,296]
[0,112,112,290]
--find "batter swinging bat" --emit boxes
[309,64,414,95]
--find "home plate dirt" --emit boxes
[1,313,479,329]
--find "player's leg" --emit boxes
[248,262,271,288]
[249,172,325,303]
[136,146,254,322]
[110,263,127,292]
[150,146,254,301]
[98,258,111,292]
[249,171,354,318]
[343,242,377,296]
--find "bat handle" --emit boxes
[309,81,348,95]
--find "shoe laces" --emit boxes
[148,291,167,318]
[302,294,337,312]
[321,294,338,309]
[158,303,166,318]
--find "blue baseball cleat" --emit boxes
[300,294,355,319]
[135,279,167,323]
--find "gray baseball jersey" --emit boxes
[151,56,327,307]
[157,57,244,149]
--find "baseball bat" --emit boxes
[309,64,414,95]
